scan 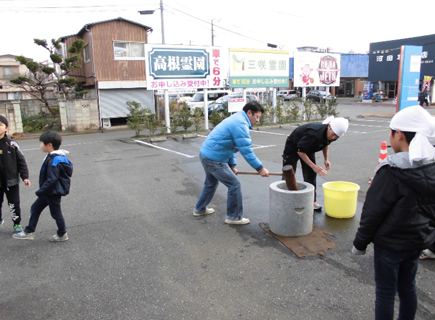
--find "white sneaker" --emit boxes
[49,233,69,242]
[193,207,215,217]
[420,249,435,260]
[12,232,35,240]
[225,217,250,225]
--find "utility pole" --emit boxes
[211,19,214,46]
[160,0,165,44]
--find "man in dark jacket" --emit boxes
[0,115,31,234]
[352,105,435,319]
[282,116,348,210]
[13,131,73,242]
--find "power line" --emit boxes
[170,1,280,43]
[0,2,158,11]
[165,4,268,45]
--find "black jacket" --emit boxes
[0,136,29,187]
[283,122,331,156]
[36,150,73,197]
[353,154,435,252]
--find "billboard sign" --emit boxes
[229,49,289,88]
[293,52,341,87]
[397,45,422,111]
[145,45,227,90]
[228,98,246,113]
[362,81,374,100]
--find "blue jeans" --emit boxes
[25,195,67,237]
[374,245,421,320]
[195,154,243,220]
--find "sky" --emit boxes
[2,0,435,63]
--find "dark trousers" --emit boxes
[374,245,421,320]
[283,153,317,201]
[0,185,21,225]
[25,195,66,237]
[419,98,429,107]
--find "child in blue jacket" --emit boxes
[13,131,73,242]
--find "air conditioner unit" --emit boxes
[102,118,111,128]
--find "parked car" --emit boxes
[207,94,258,117]
[277,90,299,101]
[306,90,336,102]
[187,90,231,113]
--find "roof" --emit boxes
[61,17,153,40]
[370,33,435,51]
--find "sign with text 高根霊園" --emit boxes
[229,49,289,88]
[145,45,227,90]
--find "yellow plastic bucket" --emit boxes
[322,181,360,218]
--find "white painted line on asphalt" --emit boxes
[21,140,105,151]
[252,144,276,149]
[251,130,287,136]
[356,119,391,123]
[134,140,195,158]
[197,134,275,149]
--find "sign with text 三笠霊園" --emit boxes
[229,49,289,88]
[293,52,341,87]
[145,45,227,90]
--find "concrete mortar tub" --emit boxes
[269,180,314,237]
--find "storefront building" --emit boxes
[338,54,369,97]
[369,34,435,99]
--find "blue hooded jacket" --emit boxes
[36,150,73,197]
[200,111,263,171]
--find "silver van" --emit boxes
[277,90,299,101]
[187,90,231,113]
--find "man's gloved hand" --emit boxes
[351,246,366,255]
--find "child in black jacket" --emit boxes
[13,131,73,242]
[352,106,435,319]
[0,115,31,235]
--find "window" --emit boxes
[4,67,11,76]
[114,42,145,60]
[83,45,90,63]
[7,92,22,100]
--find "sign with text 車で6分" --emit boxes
[229,49,289,88]
[293,52,341,87]
[145,45,227,90]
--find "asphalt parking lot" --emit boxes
[0,101,434,320]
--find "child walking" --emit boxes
[0,115,31,235]
[13,131,73,242]
[352,105,435,319]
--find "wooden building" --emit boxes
[60,17,154,125]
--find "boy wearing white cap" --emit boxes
[352,105,435,319]
[282,116,349,210]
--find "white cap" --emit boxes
[390,105,435,164]
[323,116,349,137]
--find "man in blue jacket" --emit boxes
[194,101,270,225]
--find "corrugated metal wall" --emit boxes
[340,54,369,77]
[99,88,154,118]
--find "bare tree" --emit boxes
[9,38,86,116]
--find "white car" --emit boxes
[187,90,231,113]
